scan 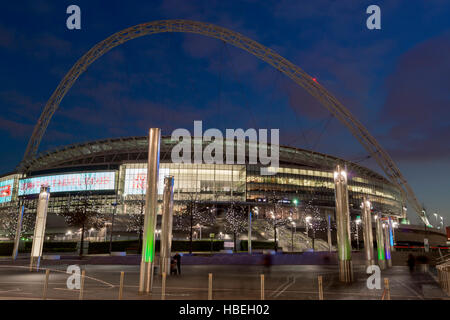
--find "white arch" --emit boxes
[19,20,429,224]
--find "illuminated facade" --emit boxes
[0,136,404,223]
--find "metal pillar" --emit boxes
[388,217,395,252]
[12,203,24,260]
[160,176,174,276]
[375,213,386,270]
[333,165,353,282]
[139,128,161,293]
[384,223,392,268]
[248,206,252,254]
[361,197,375,266]
[30,186,50,271]
[327,214,332,252]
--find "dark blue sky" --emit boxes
[0,0,449,225]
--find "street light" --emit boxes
[305,215,312,235]
[196,224,202,239]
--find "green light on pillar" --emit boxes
[143,232,155,263]
[377,246,385,261]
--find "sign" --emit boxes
[124,168,169,195]
[423,238,429,253]
[19,172,115,195]
[0,179,13,203]
[209,233,215,238]
[224,241,234,248]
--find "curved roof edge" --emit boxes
[14,135,393,186]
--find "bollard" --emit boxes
[384,278,390,300]
[260,274,265,300]
[161,272,166,300]
[42,269,50,300]
[118,271,124,300]
[318,276,324,300]
[445,269,448,294]
[208,273,213,300]
[79,270,86,300]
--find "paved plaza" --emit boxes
[0,253,447,300]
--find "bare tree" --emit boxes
[174,193,215,254]
[58,192,105,257]
[125,188,146,252]
[224,202,247,252]
[300,199,333,250]
[263,192,290,252]
[0,202,35,240]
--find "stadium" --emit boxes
[0,135,408,251]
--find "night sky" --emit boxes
[0,1,449,225]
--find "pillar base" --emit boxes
[338,260,353,283]
[139,261,154,293]
[160,257,170,276]
[29,256,41,272]
[378,259,386,270]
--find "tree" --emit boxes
[0,202,35,240]
[125,188,146,252]
[58,192,105,257]
[263,192,290,252]
[224,202,248,252]
[300,199,331,250]
[174,193,215,254]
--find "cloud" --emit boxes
[0,91,43,122]
[0,116,34,138]
[380,32,450,161]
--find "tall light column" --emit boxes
[160,176,174,276]
[375,213,386,270]
[388,217,395,252]
[248,206,252,254]
[139,128,161,293]
[12,203,25,260]
[333,165,353,282]
[327,214,332,252]
[361,197,375,266]
[30,186,50,271]
[384,222,392,267]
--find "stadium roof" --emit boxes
[17,136,392,185]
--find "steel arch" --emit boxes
[18,19,429,224]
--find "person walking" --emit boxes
[407,254,416,273]
[174,253,181,275]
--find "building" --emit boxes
[0,136,405,239]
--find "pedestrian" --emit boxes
[174,252,181,275]
[263,252,272,275]
[170,258,177,275]
[407,254,415,273]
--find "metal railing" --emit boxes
[436,259,450,296]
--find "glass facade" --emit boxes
[120,162,246,203]
[0,137,404,223]
[246,165,402,215]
